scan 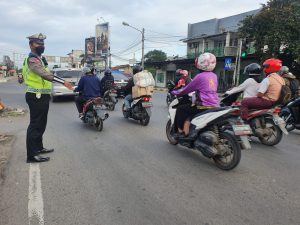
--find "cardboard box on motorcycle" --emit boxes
[132,70,155,98]
[132,86,154,98]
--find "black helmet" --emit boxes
[104,69,112,76]
[175,69,182,77]
[132,65,143,75]
[244,63,261,76]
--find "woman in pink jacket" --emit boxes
[172,53,220,138]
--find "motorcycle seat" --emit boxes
[192,106,231,119]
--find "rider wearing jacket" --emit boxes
[100,69,114,96]
[123,65,143,111]
[172,53,219,138]
[240,58,285,120]
[225,63,261,98]
[74,65,102,118]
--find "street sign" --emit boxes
[224,58,232,71]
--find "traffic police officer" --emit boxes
[23,33,73,163]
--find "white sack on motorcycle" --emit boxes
[133,70,155,87]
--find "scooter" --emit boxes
[280,96,300,132]
[166,95,252,170]
[102,88,118,111]
[81,97,109,131]
[221,92,288,146]
[122,95,153,126]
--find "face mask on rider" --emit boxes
[35,46,45,56]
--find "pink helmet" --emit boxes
[195,52,216,71]
[179,70,188,78]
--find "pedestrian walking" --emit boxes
[23,33,73,163]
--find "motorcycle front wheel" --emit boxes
[280,111,295,132]
[166,119,178,145]
[258,118,282,146]
[122,104,129,118]
[213,132,241,171]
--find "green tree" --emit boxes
[239,0,300,73]
[144,50,167,63]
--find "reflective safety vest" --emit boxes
[22,57,52,94]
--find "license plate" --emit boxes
[232,124,252,136]
[142,102,152,107]
[109,93,117,97]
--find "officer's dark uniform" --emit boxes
[23,33,67,163]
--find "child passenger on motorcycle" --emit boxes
[74,65,102,118]
[174,69,191,89]
[240,58,285,120]
[171,53,220,139]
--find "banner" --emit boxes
[95,22,109,55]
[85,37,96,57]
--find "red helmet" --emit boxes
[263,58,282,74]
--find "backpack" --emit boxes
[276,84,292,105]
[289,79,300,97]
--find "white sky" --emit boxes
[0,0,268,66]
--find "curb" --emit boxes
[0,79,7,83]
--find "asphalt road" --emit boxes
[1,80,300,225]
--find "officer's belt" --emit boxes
[26,87,51,93]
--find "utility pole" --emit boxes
[122,22,145,68]
[233,39,242,86]
[236,39,243,85]
[141,28,145,68]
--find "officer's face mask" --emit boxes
[35,46,45,56]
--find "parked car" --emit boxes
[51,68,83,102]
[98,70,129,97]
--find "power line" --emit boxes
[146,29,186,38]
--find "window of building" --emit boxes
[205,42,209,49]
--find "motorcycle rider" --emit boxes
[74,65,102,118]
[123,65,143,111]
[100,69,115,96]
[278,66,300,98]
[240,58,285,120]
[225,63,261,98]
[172,53,219,139]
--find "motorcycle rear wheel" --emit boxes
[107,103,115,111]
[258,118,282,146]
[140,115,150,126]
[94,117,103,131]
[213,132,241,171]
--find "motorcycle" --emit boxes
[221,92,288,146]
[166,96,252,170]
[18,75,24,84]
[102,88,118,111]
[122,95,153,126]
[280,96,300,132]
[81,97,109,131]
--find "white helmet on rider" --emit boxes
[82,65,92,74]
[195,52,216,71]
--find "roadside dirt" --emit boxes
[0,135,15,183]
[0,107,26,184]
